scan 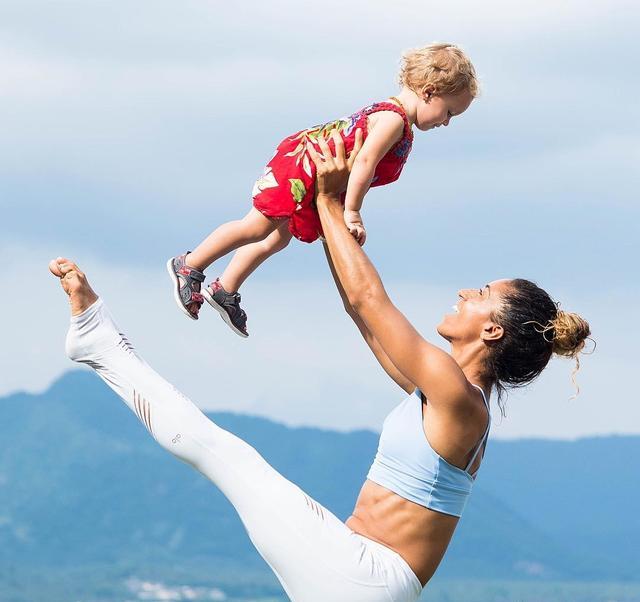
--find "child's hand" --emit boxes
[344,209,367,246]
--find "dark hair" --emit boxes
[486,279,591,414]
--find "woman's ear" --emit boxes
[481,321,504,342]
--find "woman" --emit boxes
[49,133,590,602]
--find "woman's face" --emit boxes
[414,88,474,132]
[437,279,512,344]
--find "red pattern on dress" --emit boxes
[252,101,413,243]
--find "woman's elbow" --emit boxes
[348,287,378,313]
[342,300,356,317]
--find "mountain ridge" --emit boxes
[1,370,637,586]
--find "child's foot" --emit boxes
[166,254,205,320]
[203,279,249,338]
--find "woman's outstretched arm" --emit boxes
[323,242,415,394]
[311,134,472,410]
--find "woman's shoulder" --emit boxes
[413,350,489,426]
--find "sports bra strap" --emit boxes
[464,384,491,474]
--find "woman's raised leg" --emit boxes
[49,258,418,602]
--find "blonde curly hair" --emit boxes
[399,43,479,97]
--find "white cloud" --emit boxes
[403,131,640,206]
[1,0,638,210]
[0,46,78,99]
[3,242,639,440]
[3,0,637,61]
[2,1,639,440]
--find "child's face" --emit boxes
[415,88,474,132]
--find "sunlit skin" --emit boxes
[49,258,98,315]
[438,280,511,381]
[345,281,512,585]
[391,84,475,132]
[307,132,522,587]
[48,261,515,588]
[49,131,513,589]
[338,84,474,246]
[185,84,474,292]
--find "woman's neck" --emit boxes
[450,341,493,394]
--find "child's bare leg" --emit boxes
[219,221,293,293]
[186,208,278,272]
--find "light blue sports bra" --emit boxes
[366,385,490,518]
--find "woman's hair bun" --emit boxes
[489,279,593,405]
[551,310,591,358]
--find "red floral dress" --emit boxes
[252,101,413,243]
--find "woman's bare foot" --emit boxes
[48,257,99,316]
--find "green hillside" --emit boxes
[1,371,637,601]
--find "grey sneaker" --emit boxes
[202,278,249,338]
[166,254,205,320]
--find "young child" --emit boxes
[168,43,478,337]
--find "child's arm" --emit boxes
[343,111,405,245]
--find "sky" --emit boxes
[1,0,638,439]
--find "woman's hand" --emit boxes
[313,128,472,417]
[308,129,363,198]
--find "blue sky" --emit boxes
[1,0,638,438]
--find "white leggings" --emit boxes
[65,299,423,602]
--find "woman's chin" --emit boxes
[436,322,449,339]
[437,312,459,341]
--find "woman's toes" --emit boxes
[50,257,98,314]
[48,259,63,278]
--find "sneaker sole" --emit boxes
[202,287,249,338]
[166,258,198,321]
